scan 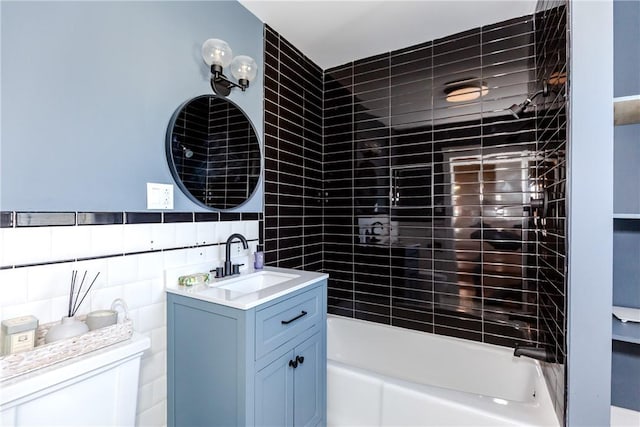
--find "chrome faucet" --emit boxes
[224,233,248,276]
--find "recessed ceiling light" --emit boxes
[444,80,489,103]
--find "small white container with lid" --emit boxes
[1,315,39,355]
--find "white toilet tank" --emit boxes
[0,333,150,426]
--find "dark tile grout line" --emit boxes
[2,238,260,271]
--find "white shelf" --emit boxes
[613,94,640,104]
[614,214,640,219]
[612,306,640,344]
[611,405,640,427]
[612,318,640,344]
[614,95,640,126]
[613,306,640,323]
[614,95,640,103]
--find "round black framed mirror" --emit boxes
[166,95,261,210]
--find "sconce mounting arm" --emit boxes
[210,66,248,97]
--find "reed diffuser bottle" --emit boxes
[45,270,100,344]
[45,316,89,344]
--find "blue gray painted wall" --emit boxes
[611,0,640,413]
[613,0,640,98]
[566,0,613,425]
[1,0,264,212]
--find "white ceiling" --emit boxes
[239,0,537,70]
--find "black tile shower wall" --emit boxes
[535,0,568,361]
[324,16,542,346]
[263,26,324,272]
[534,0,568,423]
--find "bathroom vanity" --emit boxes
[166,267,328,427]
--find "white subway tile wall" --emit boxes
[0,219,259,427]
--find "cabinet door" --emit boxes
[293,332,323,427]
[255,349,294,427]
[169,296,242,427]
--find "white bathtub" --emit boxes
[327,315,560,427]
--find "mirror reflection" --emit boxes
[166,95,261,210]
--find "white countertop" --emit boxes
[165,266,328,310]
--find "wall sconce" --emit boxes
[507,80,551,119]
[201,38,257,97]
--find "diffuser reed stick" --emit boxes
[67,270,100,317]
[71,272,100,317]
[67,270,75,317]
[71,270,87,316]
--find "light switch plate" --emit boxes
[147,183,174,210]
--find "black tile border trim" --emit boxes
[14,258,77,268]
[0,210,261,269]
[0,211,262,227]
[125,212,162,224]
[16,212,76,227]
[3,238,259,270]
[78,212,124,225]
[0,211,13,228]
[163,212,194,223]
[123,249,162,257]
[220,212,241,221]
[195,212,219,222]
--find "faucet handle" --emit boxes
[211,267,225,279]
[232,263,244,275]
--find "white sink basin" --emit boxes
[165,267,327,310]
[215,270,300,294]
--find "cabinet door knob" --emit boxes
[288,359,298,369]
[296,355,304,365]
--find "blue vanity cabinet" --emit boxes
[167,278,327,427]
[292,331,324,426]
[255,331,324,427]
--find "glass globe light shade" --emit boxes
[201,39,233,68]
[230,55,258,82]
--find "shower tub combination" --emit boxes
[327,315,559,426]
